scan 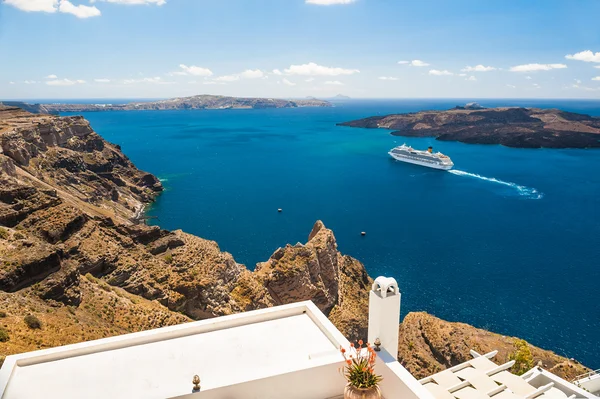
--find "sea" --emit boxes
[61,99,600,369]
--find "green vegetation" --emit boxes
[0,227,8,239]
[0,328,9,342]
[0,356,4,369]
[13,232,25,240]
[164,253,173,264]
[509,339,534,375]
[24,314,42,330]
[99,282,112,292]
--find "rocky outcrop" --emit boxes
[397,312,590,380]
[252,220,372,340]
[254,220,341,313]
[0,106,162,223]
[1,95,332,114]
[339,106,600,148]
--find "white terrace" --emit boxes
[421,351,597,399]
[0,276,596,399]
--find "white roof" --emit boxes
[0,302,346,399]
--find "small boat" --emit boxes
[389,144,454,170]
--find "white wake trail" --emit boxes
[448,170,543,199]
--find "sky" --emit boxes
[1,0,600,99]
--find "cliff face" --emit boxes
[0,106,369,364]
[251,220,372,339]
[338,107,600,148]
[398,312,589,381]
[0,107,590,377]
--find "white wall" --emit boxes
[376,349,437,399]
[169,362,346,399]
[577,373,600,395]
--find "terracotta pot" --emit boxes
[344,385,382,399]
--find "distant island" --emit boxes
[338,105,600,149]
[0,94,331,114]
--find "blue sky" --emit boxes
[1,0,600,99]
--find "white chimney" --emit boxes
[368,276,401,355]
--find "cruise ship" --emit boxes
[389,144,454,170]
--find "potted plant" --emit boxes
[340,340,383,399]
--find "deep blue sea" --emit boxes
[64,99,600,368]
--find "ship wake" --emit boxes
[448,170,543,199]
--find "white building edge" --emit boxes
[0,276,597,399]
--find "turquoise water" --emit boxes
[67,99,600,368]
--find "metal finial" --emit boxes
[192,375,201,392]
[374,338,381,352]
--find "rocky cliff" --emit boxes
[0,106,369,363]
[0,107,590,378]
[339,107,600,148]
[398,312,590,380]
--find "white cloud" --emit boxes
[461,65,496,72]
[567,83,600,91]
[378,76,398,81]
[5,0,57,12]
[94,78,111,83]
[202,81,224,85]
[595,66,600,69]
[575,79,582,84]
[178,64,213,77]
[282,79,296,86]
[283,62,359,76]
[509,63,567,72]
[6,0,100,17]
[90,0,166,5]
[565,50,600,63]
[458,73,467,77]
[525,76,532,80]
[305,78,315,82]
[408,60,429,67]
[123,77,174,84]
[429,69,453,76]
[46,78,86,86]
[324,80,343,85]
[239,69,264,79]
[305,0,355,4]
[215,74,240,82]
[211,69,264,83]
[532,83,541,88]
[46,74,58,79]
[593,77,600,81]
[59,0,101,18]
[168,71,187,76]
[24,80,37,84]
[506,84,516,89]
[273,69,283,76]
[398,61,409,65]
[9,81,16,85]
[466,76,477,81]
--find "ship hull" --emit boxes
[388,152,453,170]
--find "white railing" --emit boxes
[573,369,600,382]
